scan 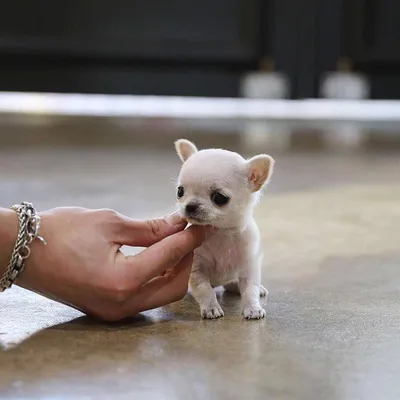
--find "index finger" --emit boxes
[120,252,194,316]
[116,225,207,285]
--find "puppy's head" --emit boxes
[174,139,274,229]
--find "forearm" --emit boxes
[0,208,19,276]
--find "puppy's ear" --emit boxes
[175,139,198,162]
[246,155,275,192]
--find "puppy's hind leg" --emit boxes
[259,284,268,297]
[223,281,241,295]
[224,281,268,297]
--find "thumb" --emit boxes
[114,212,187,247]
[116,225,207,285]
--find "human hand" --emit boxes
[16,207,207,321]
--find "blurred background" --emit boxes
[1,2,400,399]
[1,0,399,213]
[0,0,398,214]
[0,0,399,214]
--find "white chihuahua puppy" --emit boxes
[174,139,275,319]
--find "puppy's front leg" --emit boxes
[239,255,266,320]
[190,267,224,319]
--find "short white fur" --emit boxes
[174,139,275,319]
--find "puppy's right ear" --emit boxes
[175,139,198,162]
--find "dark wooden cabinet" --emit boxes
[1,0,400,99]
[343,0,400,63]
[0,0,264,97]
[0,0,260,62]
[341,0,400,99]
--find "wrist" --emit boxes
[0,208,19,276]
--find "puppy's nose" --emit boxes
[185,203,199,214]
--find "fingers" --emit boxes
[122,253,193,314]
[113,212,188,247]
[115,224,207,285]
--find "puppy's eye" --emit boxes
[177,186,184,198]
[211,191,230,206]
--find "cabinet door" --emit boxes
[344,0,400,63]
[343,0,400,98]
[0,0,260,62]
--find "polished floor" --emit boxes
[0,136,399,399]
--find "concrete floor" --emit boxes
[0,131,400,399]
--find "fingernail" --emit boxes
[166,211,185,226]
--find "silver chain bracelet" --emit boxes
[0,202,47,292]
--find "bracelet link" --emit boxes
[0,202,46,292]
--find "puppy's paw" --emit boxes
[201,303,224,319]
[242,306,266,320]
[260,285,268,297]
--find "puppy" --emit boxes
[174,139,275,319]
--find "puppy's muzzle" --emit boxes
[185,202,200,216]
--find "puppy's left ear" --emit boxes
[175,139,198,162]
[246,155,275,192]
